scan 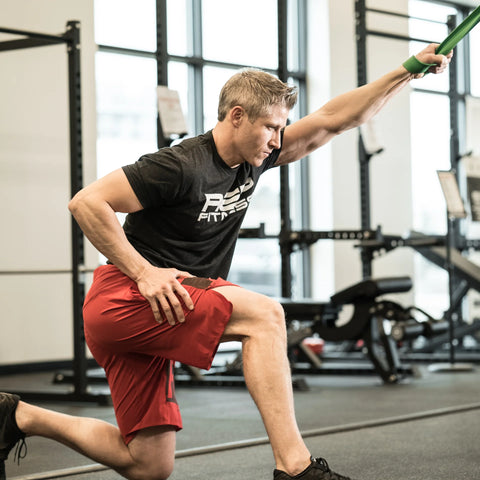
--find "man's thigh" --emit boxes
[212,286,284,339]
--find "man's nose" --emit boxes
[269,130,281,149]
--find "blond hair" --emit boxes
[217,68,298,122]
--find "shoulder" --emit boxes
[131,132,212,172]
[154,131,216,169]
[171,131,215,159]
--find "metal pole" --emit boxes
[156,0,168,147]
[65,21,87,396]
[446,214,456,365]
[355,0,372,279]
[277,0,292,298]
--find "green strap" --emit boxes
[403,5,480,74]
[403,55,435,74]
[436,5,480,56]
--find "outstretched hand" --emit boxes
[136,266,195,325]
[413,43,453,78]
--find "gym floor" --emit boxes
[1,363,480,480]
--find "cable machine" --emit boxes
[0,22,109,404]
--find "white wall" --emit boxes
[0,0,97,365]
[308,0,416,305]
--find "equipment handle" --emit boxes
[403,5,480,74]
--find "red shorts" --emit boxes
[83,265,237,444]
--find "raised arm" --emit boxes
[276,43,452,166]
[68,168,193,324]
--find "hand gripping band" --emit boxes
[403,55,435,74]
[403,4,480,75]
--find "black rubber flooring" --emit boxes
[2,365,480,479]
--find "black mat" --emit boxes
[3,367,480,479]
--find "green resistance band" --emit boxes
[403,4,480,74]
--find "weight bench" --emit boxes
[282,276,414,383]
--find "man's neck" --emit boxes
[212,124,242,168]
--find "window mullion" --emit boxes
[190,0,204,134]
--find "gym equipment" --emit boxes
[413,240,480,354]
[403,5,480,74]
[358,229,480,360]
[285,276,417,384]
[435,5,480,55]
[414,244,480,292]
[288,273,472,382]
[430,171,474,372]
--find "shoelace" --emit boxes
[313,458,352,480]
[13,438,27,465]
[313,458,330,472]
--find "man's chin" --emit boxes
[251,155,267,166]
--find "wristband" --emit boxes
[402,55,434,74]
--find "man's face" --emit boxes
[236,104,289,167]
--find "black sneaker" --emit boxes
[0,393,27,480]
[274,457,356,480]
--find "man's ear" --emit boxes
[230,106,245,126]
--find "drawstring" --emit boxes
[13,438,27,465]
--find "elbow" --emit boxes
[68,195,78,216]
[68,190,87,219]
[68,195,77,215]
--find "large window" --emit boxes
[94,0,308,297]
[95,53,158,178]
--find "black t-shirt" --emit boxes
[121,130,280,279]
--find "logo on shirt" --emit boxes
[197,178,254,222]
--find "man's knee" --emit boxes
[151,464,174,480]
[217,287,286,340]
[252,297,287,338]
[129,460,174,480]
[126,426,176,480]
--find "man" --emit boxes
[0,44,451,480]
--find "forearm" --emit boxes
[69,194,151,281]
[319,42,451,135]
[319,65,412,134]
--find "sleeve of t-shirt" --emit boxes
[122,151,185,208]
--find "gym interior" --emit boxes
[1,0,480,479]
